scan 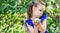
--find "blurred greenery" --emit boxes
[0,0,60,33]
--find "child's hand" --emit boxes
[33,21,38,26]
[33,19,41,26]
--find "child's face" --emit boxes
[33,4,45,18]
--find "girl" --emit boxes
[25,1,48,33]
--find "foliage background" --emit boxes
[0,0,60,33]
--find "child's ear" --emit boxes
[33,6,36,11]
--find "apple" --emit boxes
[34,18,40,23]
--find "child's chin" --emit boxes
[36,16,40,18]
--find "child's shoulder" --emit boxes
[40,13,48,20]
[25,18,31,22]
[42,13,48,17]
[25,18,33,26]
[25,18,32,24]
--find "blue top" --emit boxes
[25,13,48,33]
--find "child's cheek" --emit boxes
[35,11,41,17]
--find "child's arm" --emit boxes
[38,19,47,33]
[26,23,38,33]
[34,25,38,33]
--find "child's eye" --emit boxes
[39,10,42,11]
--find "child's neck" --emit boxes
[31,15,39,20]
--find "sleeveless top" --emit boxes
[25,13,48,33]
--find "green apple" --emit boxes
[34,18,40,23]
